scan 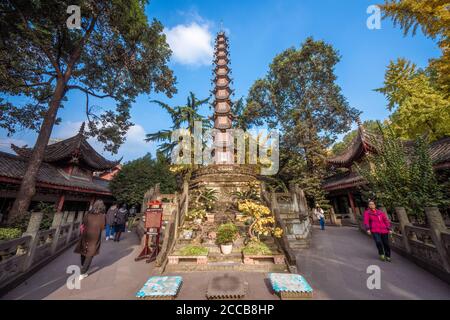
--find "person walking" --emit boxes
[113,204,128,242]
[314,204,326,230]
[126,205,137,232]
[363,200,392,262]
[74,200,106,280]
[105,203,118,240]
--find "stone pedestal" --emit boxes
[189,164,258,203]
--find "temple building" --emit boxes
[323,123,450,223]
[0,123,119,223]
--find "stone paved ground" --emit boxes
[296,226,450,300]
[2,226,449,300]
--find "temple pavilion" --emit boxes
[323,122,450,223]
[0,123,119,223]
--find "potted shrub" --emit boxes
[216,223,238,255]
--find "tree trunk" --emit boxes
[7,79,67,224]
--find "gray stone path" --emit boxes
[2,226,449,300]
[296,226,450,299]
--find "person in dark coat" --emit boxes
[105,203,118,240]
[113,204,128,242]
[74,200,106,279]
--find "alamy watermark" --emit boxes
[66,265,81,290]
[366,5,381,30]
[171,121,279,176]
[366,265,381,290]
[66,5,81,30]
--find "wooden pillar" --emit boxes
[347,192,357,222]
[56,194,65,212]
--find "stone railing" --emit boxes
[0,210,85,295]
[358,207,450,284]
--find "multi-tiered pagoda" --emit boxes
[189,31,258,202]
[212,31,234,164]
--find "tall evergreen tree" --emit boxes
[0,1,176,223]
[245,37,360,205]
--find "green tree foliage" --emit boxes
[109,153,177,206]
[357,126,445,219]
[245,37,360,206]
[379,0,450,93]
[376,59,450,141]
[0,0,176,222]
[145,92,210,157]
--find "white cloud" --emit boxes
[164,22,214,66]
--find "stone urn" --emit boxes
[220,244,233,255]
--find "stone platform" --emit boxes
[189,164,259,202]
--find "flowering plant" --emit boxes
[238,199,283,240]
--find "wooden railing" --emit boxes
[0,210,85,295]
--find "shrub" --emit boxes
[0,228,22,241]
[179,245,208,256]
[216,223,238,245]
[185,209,207,221]
[242,240,274,255]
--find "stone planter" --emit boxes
[220,244,233,255]
[206,214,215,223]
[243,253,285,265]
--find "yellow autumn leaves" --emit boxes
[238,199,283,239]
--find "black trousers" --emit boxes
[80,255,93,274]
[372,233,391,258]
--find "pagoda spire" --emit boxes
[212,31,234,164]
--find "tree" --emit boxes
[0,1,176,223]
[145,92,210,157]
[109,152,177,206]
[245,37,360,205]
[376,59,450,141]
[357,126,446,220]
[379,0,450,94]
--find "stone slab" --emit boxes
[206,273,247,299]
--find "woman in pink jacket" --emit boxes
[363,200,392,262]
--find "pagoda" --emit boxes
[189,31,258,202]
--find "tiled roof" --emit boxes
[11,124,120,171]
[327,127,378,167]
[324,136,450,191]
[0,151,112,194]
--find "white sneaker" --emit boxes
[127,230,131,233]
[79,273,88,281]
[105,237,109,241]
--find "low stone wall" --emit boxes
[357,207,450,284]
[0,210,85,296]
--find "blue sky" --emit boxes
[0,0,441,163]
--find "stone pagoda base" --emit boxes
[189,164,259,203]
